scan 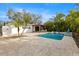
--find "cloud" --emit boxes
[0,7,55,22]
[0,15,7,18]
[0,11,6,15]
[13,8,32,13]
[0,15,9,21]
[37,9,55,23]
[41,13,55,23]
[15,8,23,12]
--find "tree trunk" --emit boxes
[21,28,26,36]
[17,27,20,36]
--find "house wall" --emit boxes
[2,26,12,36]
[2,25,33,36]
[32,25,35,32]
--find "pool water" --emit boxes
[39,33,64,40]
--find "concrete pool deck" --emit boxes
[0,32,79,56]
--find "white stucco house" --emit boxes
[2,24,45,36]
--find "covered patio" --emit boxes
[32,24,46,32]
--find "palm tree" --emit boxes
[53,13,65,32]
[65,10,76,32]
[67,10,79,32]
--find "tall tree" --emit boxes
[44,21,55,32]
[31,14,42,25]
[7,9,15,20]
[7,9,23,36]
[21,10,32,35]
[66,10,79,32]
[53,13,65,32]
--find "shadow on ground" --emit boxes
[73,38,79,48]
[0,35,27,40]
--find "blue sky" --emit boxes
[0,3,77,23]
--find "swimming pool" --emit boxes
[39,33,64,40]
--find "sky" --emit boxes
[0,3,77,23]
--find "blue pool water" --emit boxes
[39,33,64,40]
